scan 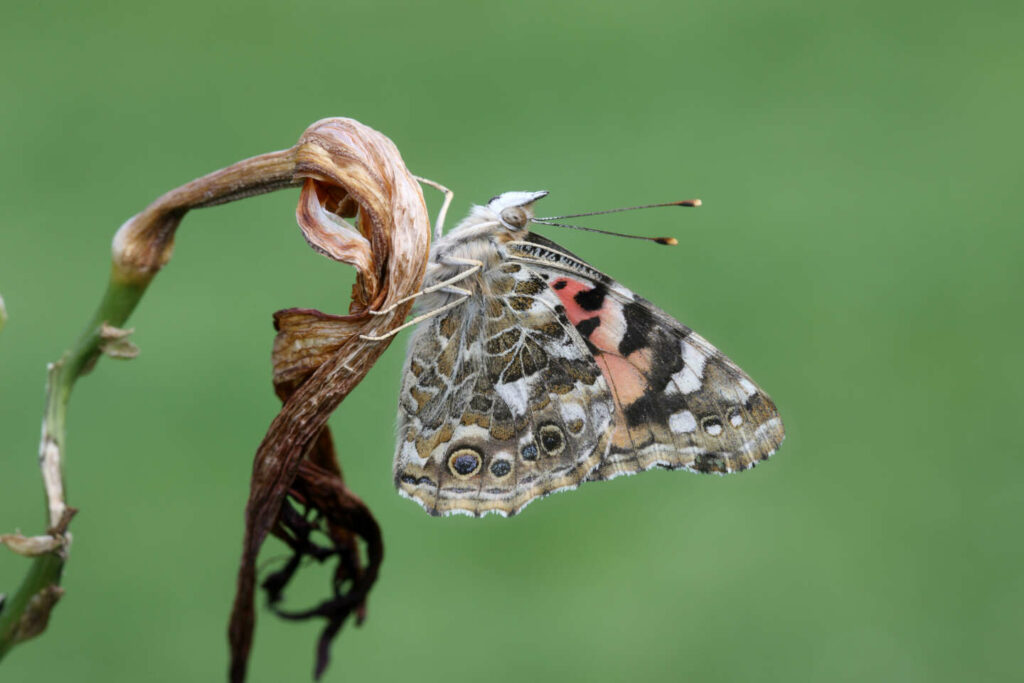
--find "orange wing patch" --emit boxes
[548,277,654,449]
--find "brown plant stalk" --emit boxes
[0,118,431,681]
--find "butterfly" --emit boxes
[389,190,784,517]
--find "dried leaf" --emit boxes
[98,324,139,359]
[10,586,63,644]
[0,534,63,557]
[228,118,430,683]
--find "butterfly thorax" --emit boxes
[416,201,532,313]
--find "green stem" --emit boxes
[0,274,148,659]
[0,142,299,665]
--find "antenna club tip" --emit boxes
[692,198,702,207]
[656,237,679,246]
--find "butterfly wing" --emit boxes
[395,261,614,517]
[506,234,785,481]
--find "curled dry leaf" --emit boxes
[228,118,430,682]
[10,586,63,645]
[0,534,65,557]
[98,323,139,360]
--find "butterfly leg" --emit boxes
[368,257,483,316]
[359,295,470,342]
[415,175,454,239]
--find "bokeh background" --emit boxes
[2,1,1022,681]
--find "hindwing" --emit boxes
[395,261,614,517]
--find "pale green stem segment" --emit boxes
[0,140,299,662]
[0,275,147,659]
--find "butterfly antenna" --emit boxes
[531,220,678,246]
[531,198,700,246]
[534,198,701,221]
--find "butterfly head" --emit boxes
[487,191,549,232]
[431,190,548,263]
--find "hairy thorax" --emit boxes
[415,223,526,314]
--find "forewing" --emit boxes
[507,235,784,481]
[394,261,613,517]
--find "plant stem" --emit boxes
[0,142,298,661]
[0,275,148,659]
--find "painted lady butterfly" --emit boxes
[389,190,784,517]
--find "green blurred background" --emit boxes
[2,1,1022,681]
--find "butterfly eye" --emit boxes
[538,424,565,456]
[500,206,528,229]
[448,448,482,478]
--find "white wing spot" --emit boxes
[400,438,426,466]
[669,410,698,433]
[706,421,723,436]
[494,378,529,415]
[739,377,757,398]
[730,411,744,427]
[558,401,586,425]
[670,340,707,394]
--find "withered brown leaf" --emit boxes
[227,118,430,682]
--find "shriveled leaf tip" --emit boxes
[98,323,139,359]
